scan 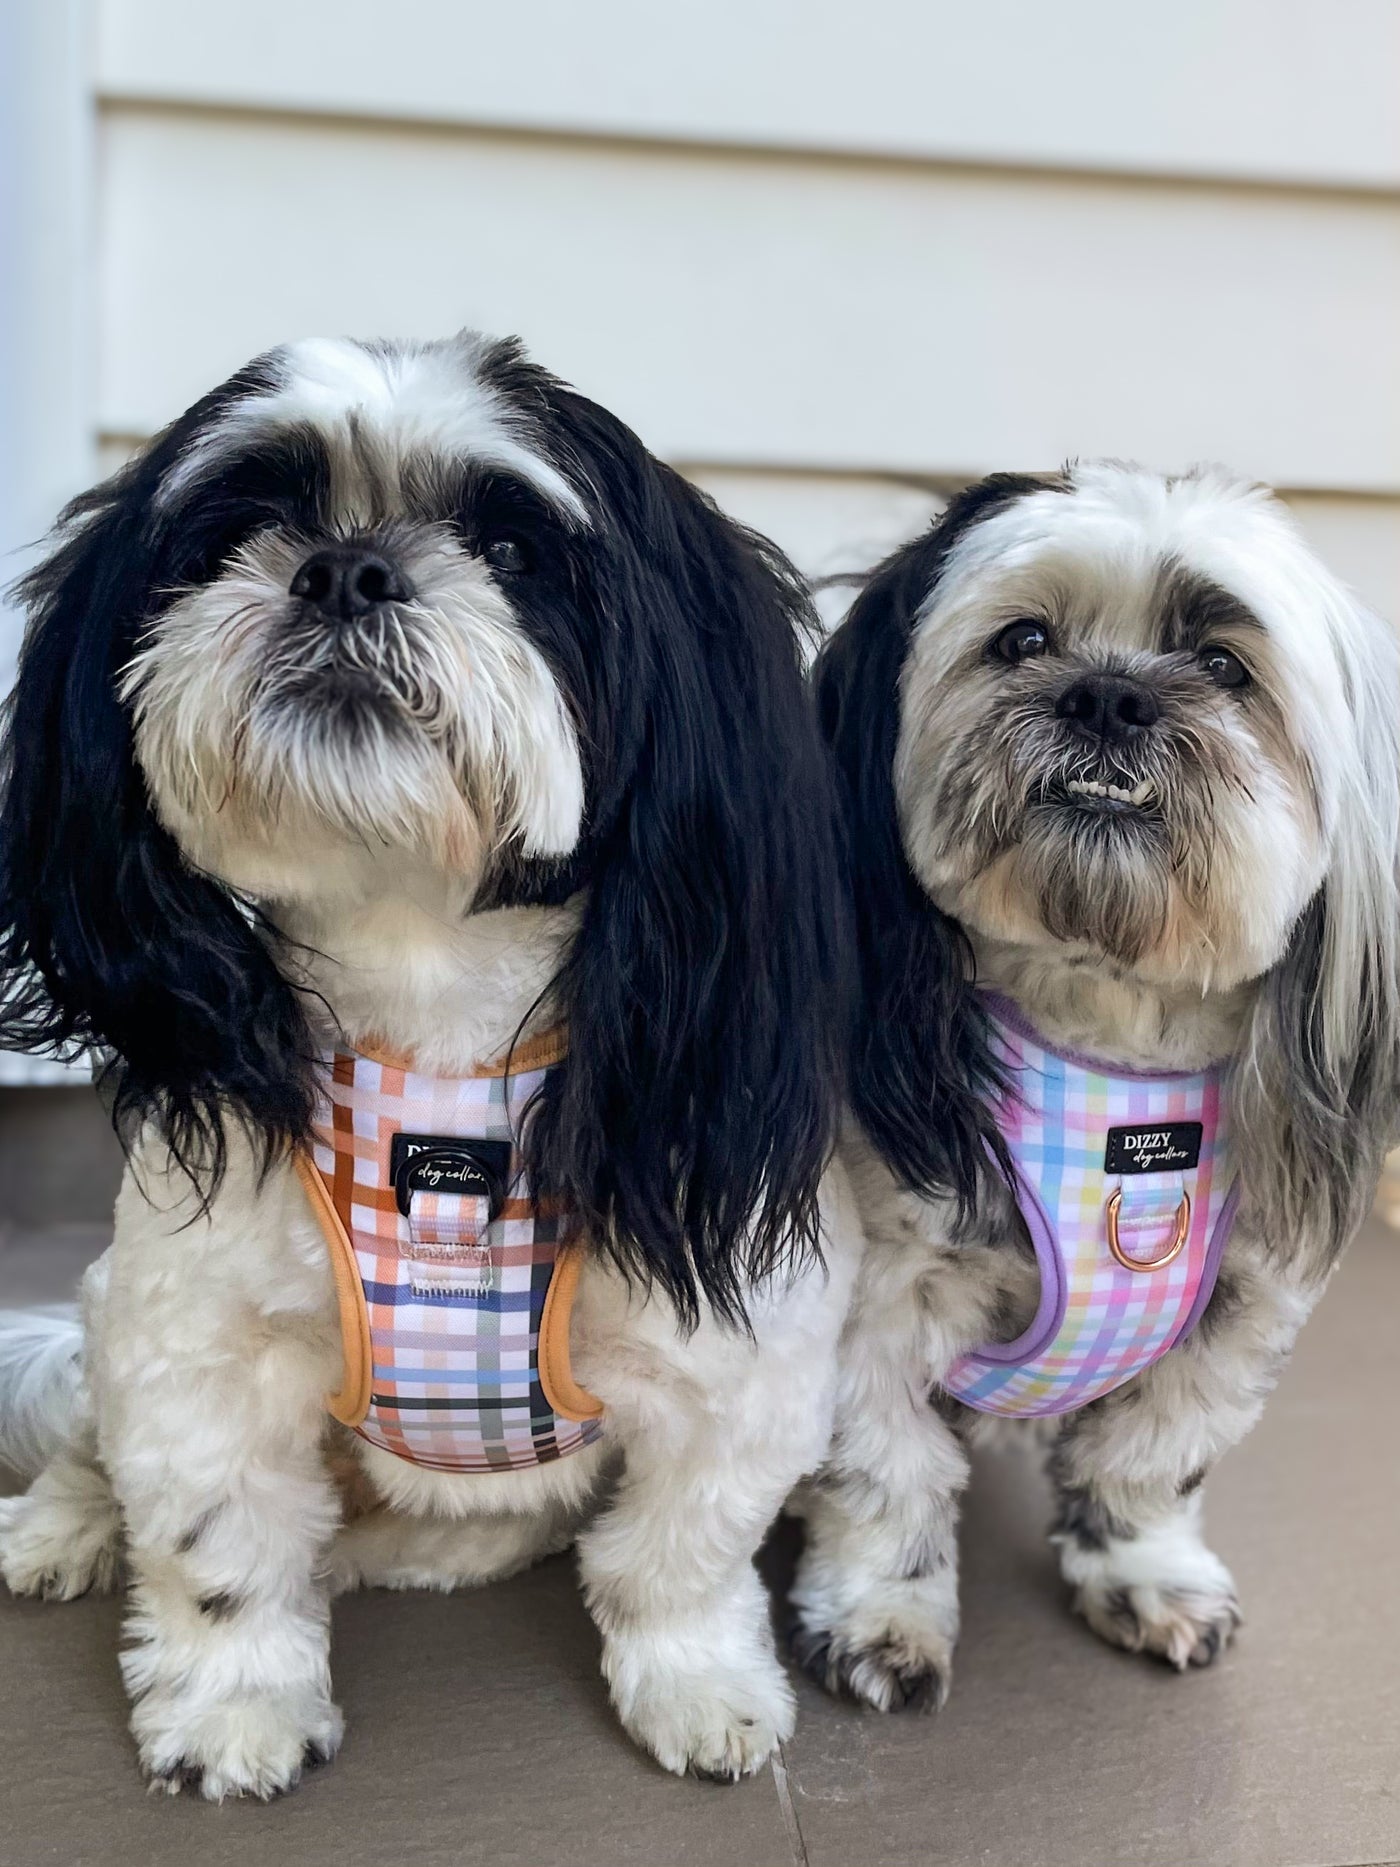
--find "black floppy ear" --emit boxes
[0,368,315,1186]
[529,411,849,1326]
[813,506,1021,1214]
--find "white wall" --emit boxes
[10,0,1400,671]
[86,1,1399,614]
[0,1,93,695]
[0,3,93,1083]
[93,0,1400,190]
[98,110,1400,492]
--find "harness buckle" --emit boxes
[1105,1187,1191,1272]
[389,1137,510,1223]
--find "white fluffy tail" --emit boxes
[0,1307,85,1479]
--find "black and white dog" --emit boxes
[791,463,1400,1708]
[0,332,860,1795]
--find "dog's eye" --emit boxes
[1198,645,1249,689]
[992,620,1050,664]
[483,536,531,575]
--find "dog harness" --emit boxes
[296,1029,604,1474]
[939,994,1239,1419]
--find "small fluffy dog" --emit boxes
[0,331,859,1795]
[790,463,1400,1708]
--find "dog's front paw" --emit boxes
[790,1591,954,1713]
[1074,1573,1241,1669]
[131,1685,344,1801]
[603,1633,794,1781]
[1061,1526,1240,1670]
[0,1471,123,1602]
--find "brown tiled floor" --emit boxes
[1,1221,1396,1867]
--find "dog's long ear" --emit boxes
[812,484,1059,1213]
[1235,573,1400,1273]
[0,361,316,1187]
[527,405,848,1326]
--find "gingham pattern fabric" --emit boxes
[308,1046,604,1472]
[939,994,1239,1419]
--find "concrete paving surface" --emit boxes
[0,1216,1395,1867]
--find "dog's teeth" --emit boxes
[1065,776,1156,806]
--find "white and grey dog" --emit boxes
[0,332,860,1796]
[790,464,1400,1710]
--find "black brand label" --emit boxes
[1104,1122,1202,1175]
[390,1133,512,1219]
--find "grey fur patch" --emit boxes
[1048,1436,1138,1548]
[896,1532,950,1581]
[1155,565,1266,656]
[791,1622,946,1714]
[175,1508,220,1556]
[1197,1268,1243,1344]
[929,1386,973,1432]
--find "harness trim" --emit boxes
[351,1027,571,1077]
[297,1025,602,1441]
[939,994,1239,1417]
[296,1150,375,1426]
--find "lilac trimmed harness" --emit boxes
[939,994,1239,1419]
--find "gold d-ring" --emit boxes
[1106,1188,1191,1272]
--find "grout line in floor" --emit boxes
[1286,1855,1399,1866]
[770,1742,810,1867]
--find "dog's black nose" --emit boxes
[290,546,412,620]
[1055,672,1160,741]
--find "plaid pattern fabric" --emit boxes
[308,1044,604,1473]
[940,994,1239,1419]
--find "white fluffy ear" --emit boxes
[1304,574,1400,1108]
[1236,570,1400,1273]
[505,669,585,859]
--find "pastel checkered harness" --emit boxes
[296,1035,604,1474]
[939,994,1239,1419]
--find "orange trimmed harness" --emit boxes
[296,1028,604,1473]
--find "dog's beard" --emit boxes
[982,699,1221,963]
[121,528,584,887]
[900,665,1312,985]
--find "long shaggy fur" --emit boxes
[792,460,1400,1723]
[817,463,1400,1272]
[0,367,322,1189]
[486,371,848,1324]
[0,1309,84,1478]
[0,330,863,1797]
[812,475,1063,1212]
[0,332,848,1322]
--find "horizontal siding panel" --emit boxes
[99,110,1400,492]
[1283,494,1400,622]
[0,1054,90,1087]
[686,471,939,628]
[692,473,1400,624]
[96,0,1400,191]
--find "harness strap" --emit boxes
[298,1151,600,1427]
[296,1151,374,1427]
[297,1025,603,1441]
[939,994,1237,1418]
